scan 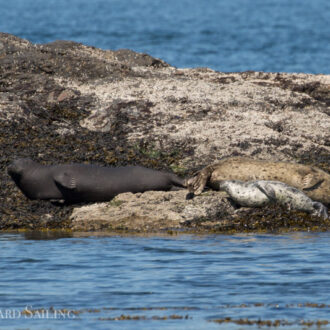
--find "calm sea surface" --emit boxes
[0,232,329,329]
[1,0,329,73]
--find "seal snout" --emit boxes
[7,161,21,177]
[7,158,35,178]
[7,163,15,175]
[7,163,22,183]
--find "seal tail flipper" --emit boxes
[186,176,199,193]
[254,183,277,203]
[194,173,208,195]
[186,171,209,195]
[53,172,77,190]
[170,174,186,188]
[312,202,329,219]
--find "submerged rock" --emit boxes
[0,33,329,233]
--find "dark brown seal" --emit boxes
[187,157,330,205]
[8,158,185,204]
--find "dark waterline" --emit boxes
[1,0,329,73]
[0,232,329,329]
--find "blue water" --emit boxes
[1,0,329,73]
[1,1,330,328]
[0,232,329,329]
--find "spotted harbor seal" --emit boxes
[187,157,330,205]
[8,158,185,204]
[219,180,328,219]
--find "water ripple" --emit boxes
[0,232,329,328]
[0,0,329,73]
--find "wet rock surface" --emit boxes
[0,33,329,233]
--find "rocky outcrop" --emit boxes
[0,33,329,233]
[70,190,330,233]
[70,191,234,232]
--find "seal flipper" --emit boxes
[312,202,329,219]
[255,183,276,202]
[298,169,324,190]
[301,174,324,191]
[187,171,209,195]
[53,172,77,190]
[186,175,199,193]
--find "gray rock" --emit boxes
[70,190,235,232]
[0,32,329,233]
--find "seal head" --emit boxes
[7,158,36,182]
